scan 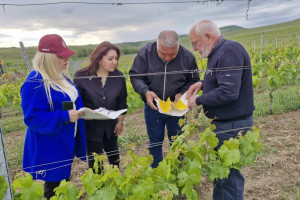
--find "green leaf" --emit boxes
[245,131,260,143]
[52,180,79,200]
[92,184,117,200]
[130,178,154,200]
[206,161,230,181]
[239,151,256,166]
[252,141,262,153]
[206,134,219,149]
[181,181,197,200]
[178,160,202,188]
[224,138,240,150]
[167,183,179,196]
[12,173,44,200]
[20,182,44,200]
[240,138,253,155]
[0,176,8,200]
[80,169,102,196]
[219,146,240,166]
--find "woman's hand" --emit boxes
[68,110,84,122]
[114,123,123,136]
[83,107,95,120]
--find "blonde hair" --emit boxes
[32,52,72,110]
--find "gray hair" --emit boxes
[157,30,179,48]
[190,20,221,37]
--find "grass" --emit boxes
[297,185,300,200]
[1,114,26,135]
[118,124,148,152]
[7,140,24,169]
[254,85,300,116]
[279,185,300,200]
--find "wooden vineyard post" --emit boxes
[19,41,33,72]
[260,33,263,60]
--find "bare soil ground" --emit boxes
[4,109,300,200]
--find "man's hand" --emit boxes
[187,95,198,109]
[174,93,182,104]
[146,91,158,110]
[186,82,203,100]
[69,110,84,122]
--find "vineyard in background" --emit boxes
[0,42,299,116]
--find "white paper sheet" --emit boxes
[79,107,127,120]
[154,92,190,117]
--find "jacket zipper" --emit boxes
[163,62,168,101]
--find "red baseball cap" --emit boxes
[38,34,75,58]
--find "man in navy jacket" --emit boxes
[187,20,254,200]
[130,30,199,168]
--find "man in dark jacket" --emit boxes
[186,20,255,200]
[129,30,199,168]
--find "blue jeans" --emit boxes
[144,104,184,168]
[212,115,253,200]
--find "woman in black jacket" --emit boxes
[74,42,127,172]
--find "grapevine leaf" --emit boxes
[80,169,101,196]
[52,180,79,200]
[240,138,254,155]
[0,176,8,200]
[206,134,219,149]
[130,178,154,200]
[20,181,44,200]
[92,184,117,200]
[239,151,256,166]
[224,138,239,150]
[245,131,260,143]
[252,141,263,153]
[167,183,179,196]
[207,161,230,181]
[219,145,240,166]
[12,173,44,200]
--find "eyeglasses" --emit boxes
[191,40,199,49]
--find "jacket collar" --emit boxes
[208,36,225,58]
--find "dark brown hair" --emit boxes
[78,41,121,75]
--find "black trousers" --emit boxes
[87,133,120,173]
[44,178,69,199]
[44,147,75,199]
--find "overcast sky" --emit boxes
[0,0,299,47]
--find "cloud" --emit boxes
[0,0,299,47]
[0,33,12,37]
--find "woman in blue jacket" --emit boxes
[20,34,87,199]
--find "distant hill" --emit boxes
[115,40,153,55]
[116,25,245,49]
[220,25,245,34]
